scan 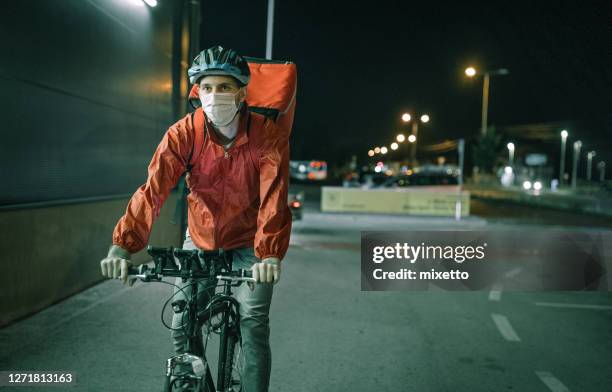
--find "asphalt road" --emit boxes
[1,185,611,391]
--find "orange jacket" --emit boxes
[112,107,292,260]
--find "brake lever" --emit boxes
[215,275,257,283]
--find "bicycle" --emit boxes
[126,245,255,392]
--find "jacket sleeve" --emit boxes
[254,118,292,261]
[112,115,193,254]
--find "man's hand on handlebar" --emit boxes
[249,257,281,291]
[100,245,136,286]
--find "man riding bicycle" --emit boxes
[99,45,292,392]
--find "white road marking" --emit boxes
[504,267,522,278]
[488,283,503,301]
[535,302,612,310]
[491,313,521,342]
[536,371,570,392]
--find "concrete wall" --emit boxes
[321,186,470,216]
[0,191,182,327]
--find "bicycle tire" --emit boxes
[223,332,242,392]
[162,375,171,392]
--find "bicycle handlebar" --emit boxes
[125,246,255,284]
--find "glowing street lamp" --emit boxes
[374,147,381,154]
[401,113,411,122]
[391,142,399,150]
[396,134,406,143]
[368,149,375,157]
[380,146,388,154]
[465,67,476,77]
[420,114,430,123]
[559,129,569,186]
[408,134,416,143]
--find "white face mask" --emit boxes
[199,91,242,127]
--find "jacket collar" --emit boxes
[205,106,249,149]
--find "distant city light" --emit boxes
[533,181,543,191]
[420,114,430,123]
[396,134,406,142]
[408,135,416,143]
[374,147,381,154]
[465,67,476,77]
[380,147,388,154]
[368,150,375,157]
[401,113,411,122]
[504,166,513,174]
[391,142,399,150]
[374,166,382,173]
[523,181,532,190]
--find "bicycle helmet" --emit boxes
[188,45,251,86]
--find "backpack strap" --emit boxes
[187,108,206,171]
[172,109,205,226]
[246,112,261,173]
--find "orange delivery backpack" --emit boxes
[172,57,297,228]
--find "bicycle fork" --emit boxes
[216,282,234,391]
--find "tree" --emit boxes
[471,126,501,173]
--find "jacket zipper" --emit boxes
[216,144,232,248]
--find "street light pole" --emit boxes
[559,130,568,186]
[587,151,596,182]
[481,73,490,136]
[402,113,429,165]
[266,0,275,59]
[507,142,515,167]
[571,140,582,189]
[465,67,508,136]
[410,121,418,164]
[598,161,606,182]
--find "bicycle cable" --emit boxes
[157,279,217,335]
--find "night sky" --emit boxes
[200,1,612,170]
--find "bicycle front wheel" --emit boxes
[223,332,242,392]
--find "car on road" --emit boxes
[288,191,304,220]
[290,160,328,181]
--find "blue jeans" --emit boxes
[171,234,274,392]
